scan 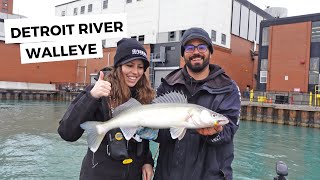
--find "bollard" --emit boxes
[250,89,254,102]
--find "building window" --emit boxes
[138,35,145,43]
[211,30,216,42]
[260,71,267,83]
[312,21,320,42]
[240,5,249,39]
[221,33,226,45]
[168,31,175,41]
[310,57,319,72]
[309,72,319,84]
[73,8,78,15]
[231,1,241,36]
[80,6,85,14]
[179,30,186,40]
[127,0,132,3]
[131,36,137,40]
[103,0,108,9]
[256,15,263,42]
[3,3,8,7]
[88,4,93,12]
[262,27,269,46]
[61,11,66,16]
[260,59,268,83]
[248,10,257,41]
[260,59,268,71]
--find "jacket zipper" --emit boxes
[125,141,130,180]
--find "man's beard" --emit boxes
[185,54,209,73]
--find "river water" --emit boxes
[0,100,319,180]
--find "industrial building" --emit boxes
[257,13,320,93]
[0,0,13,14]
[4,0,319,102]
[54,0,273,91]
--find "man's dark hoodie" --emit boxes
[154,64,241,180]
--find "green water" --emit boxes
[0,101,319,180]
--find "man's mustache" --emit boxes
[189,54,204,61]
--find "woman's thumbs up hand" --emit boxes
[90,71,112,99]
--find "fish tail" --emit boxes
[80,121,109,153]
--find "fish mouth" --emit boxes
[216,119,229,126]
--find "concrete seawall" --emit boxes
[0,90,79,101]
[1,90,319,128]
[241,101,320,128]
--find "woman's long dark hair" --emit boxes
[105,66,155,107]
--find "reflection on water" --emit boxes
[0,100,319,180]
[0,100,86,180]
[0,133,85,180]
[233,118,320,180]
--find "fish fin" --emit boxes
[113,98,142,117]
[120,127,138,140]
[152,91,187,104]
[80,121,107,153]
[170,127,187,140]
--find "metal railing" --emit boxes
[241,89,320,106]
[52,82,89,92]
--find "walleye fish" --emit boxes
[80,92,229,153]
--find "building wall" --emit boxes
[232,0,274,43]
[55,0,159,47]
[158,0,232,48]
[0,39,150,86]
[267,22,311,92]
[0,0,13,14]
[0,12,24,40]
[0,41,78,84]
[55,0,232,48]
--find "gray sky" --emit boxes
[247,0,320,16]
[13,0,320,18]
[13,0,69,17]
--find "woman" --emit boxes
[58,38,155,180]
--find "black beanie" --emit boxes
[180,27,214,56]
[114,38,150,71]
